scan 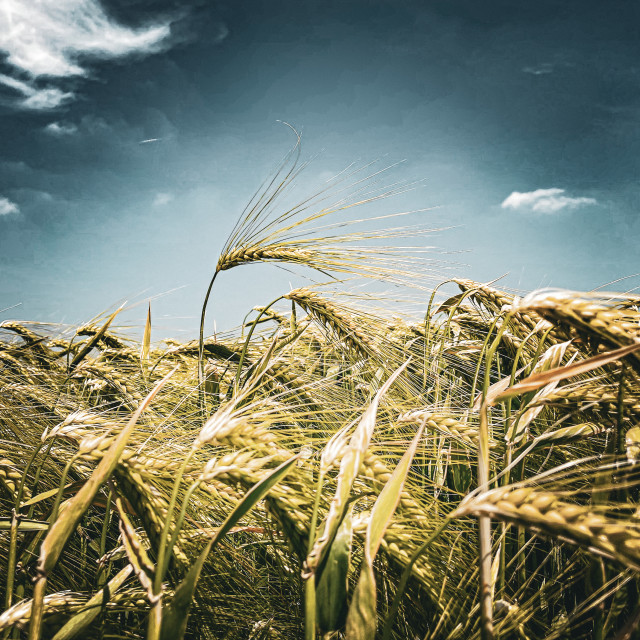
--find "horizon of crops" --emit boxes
[1,144,640,640]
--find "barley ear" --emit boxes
[69,305,123,371]
[27,368,176,640]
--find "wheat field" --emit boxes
[1,147,640,640]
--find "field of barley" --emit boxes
[1,148,640,640]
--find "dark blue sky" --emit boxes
[1,0,639,334]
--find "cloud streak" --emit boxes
[522,63,554,76]
[501,188,597,214]
[0,0,172,110]
[0,73,74,110]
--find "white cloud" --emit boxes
[24,88,75,110]
[0,73,75,109]
[0,0,172,110]
[0,196,19,216]
[0,73,35,94]
[501,188,597,214]
[522,63,554,76]
[43,121,79,136]
[153,192,173,207]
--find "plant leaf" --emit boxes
[365,422,426,561]
[21,482,84,508]
[490,543,501,602]
[69,306,123,370]
[0,518,49,532]
[491,342,640,405]
[51,565,133,640]
[115,497,156,601]
[141,302,151,362]
[306,360,410,576]
[473,366,526,411]
[505,342,573,444]
[316,506,353,632]
[345,563,376,640]
[345,421,426,640]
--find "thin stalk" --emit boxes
[615,364,626,457]
[4,511,19,612]
[198,270,220,415]
[588,365,626,640]
[27,577,47,640]
[146,602,163,640]
[472,315,514,640]
[154,449,197,592]
[163,478,204,577]
[304,471,325,640]
[422,284,446,391]
[498,331,533,595]
[478,402,494,640]
[468,317,502,411]
[474,313,512,633]
[6,440,45,612]
[96,489,113,588]
[234,296,284,391]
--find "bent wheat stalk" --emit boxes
[197,135,435,403]
[454,485,640,570]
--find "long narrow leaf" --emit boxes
[51,565,133,640]
[141,303,151,362]
[0,518,49,532]
[306,360,410,576]
[115,497,156,601]
[69,306,123,370]
[316,507,353,632]
[491,342,640,405]
[345,421,426,640]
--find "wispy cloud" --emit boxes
[0,0,172,110]
[0,196,19,216]
[210,22,229,45]
[43,121,79,136]
[153,192,173,207]
[501,188,597,214]
[522,63,555,76]
[0,73,74,110]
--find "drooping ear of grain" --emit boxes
[455,485,640,571]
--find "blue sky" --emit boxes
[1,0,639,335]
